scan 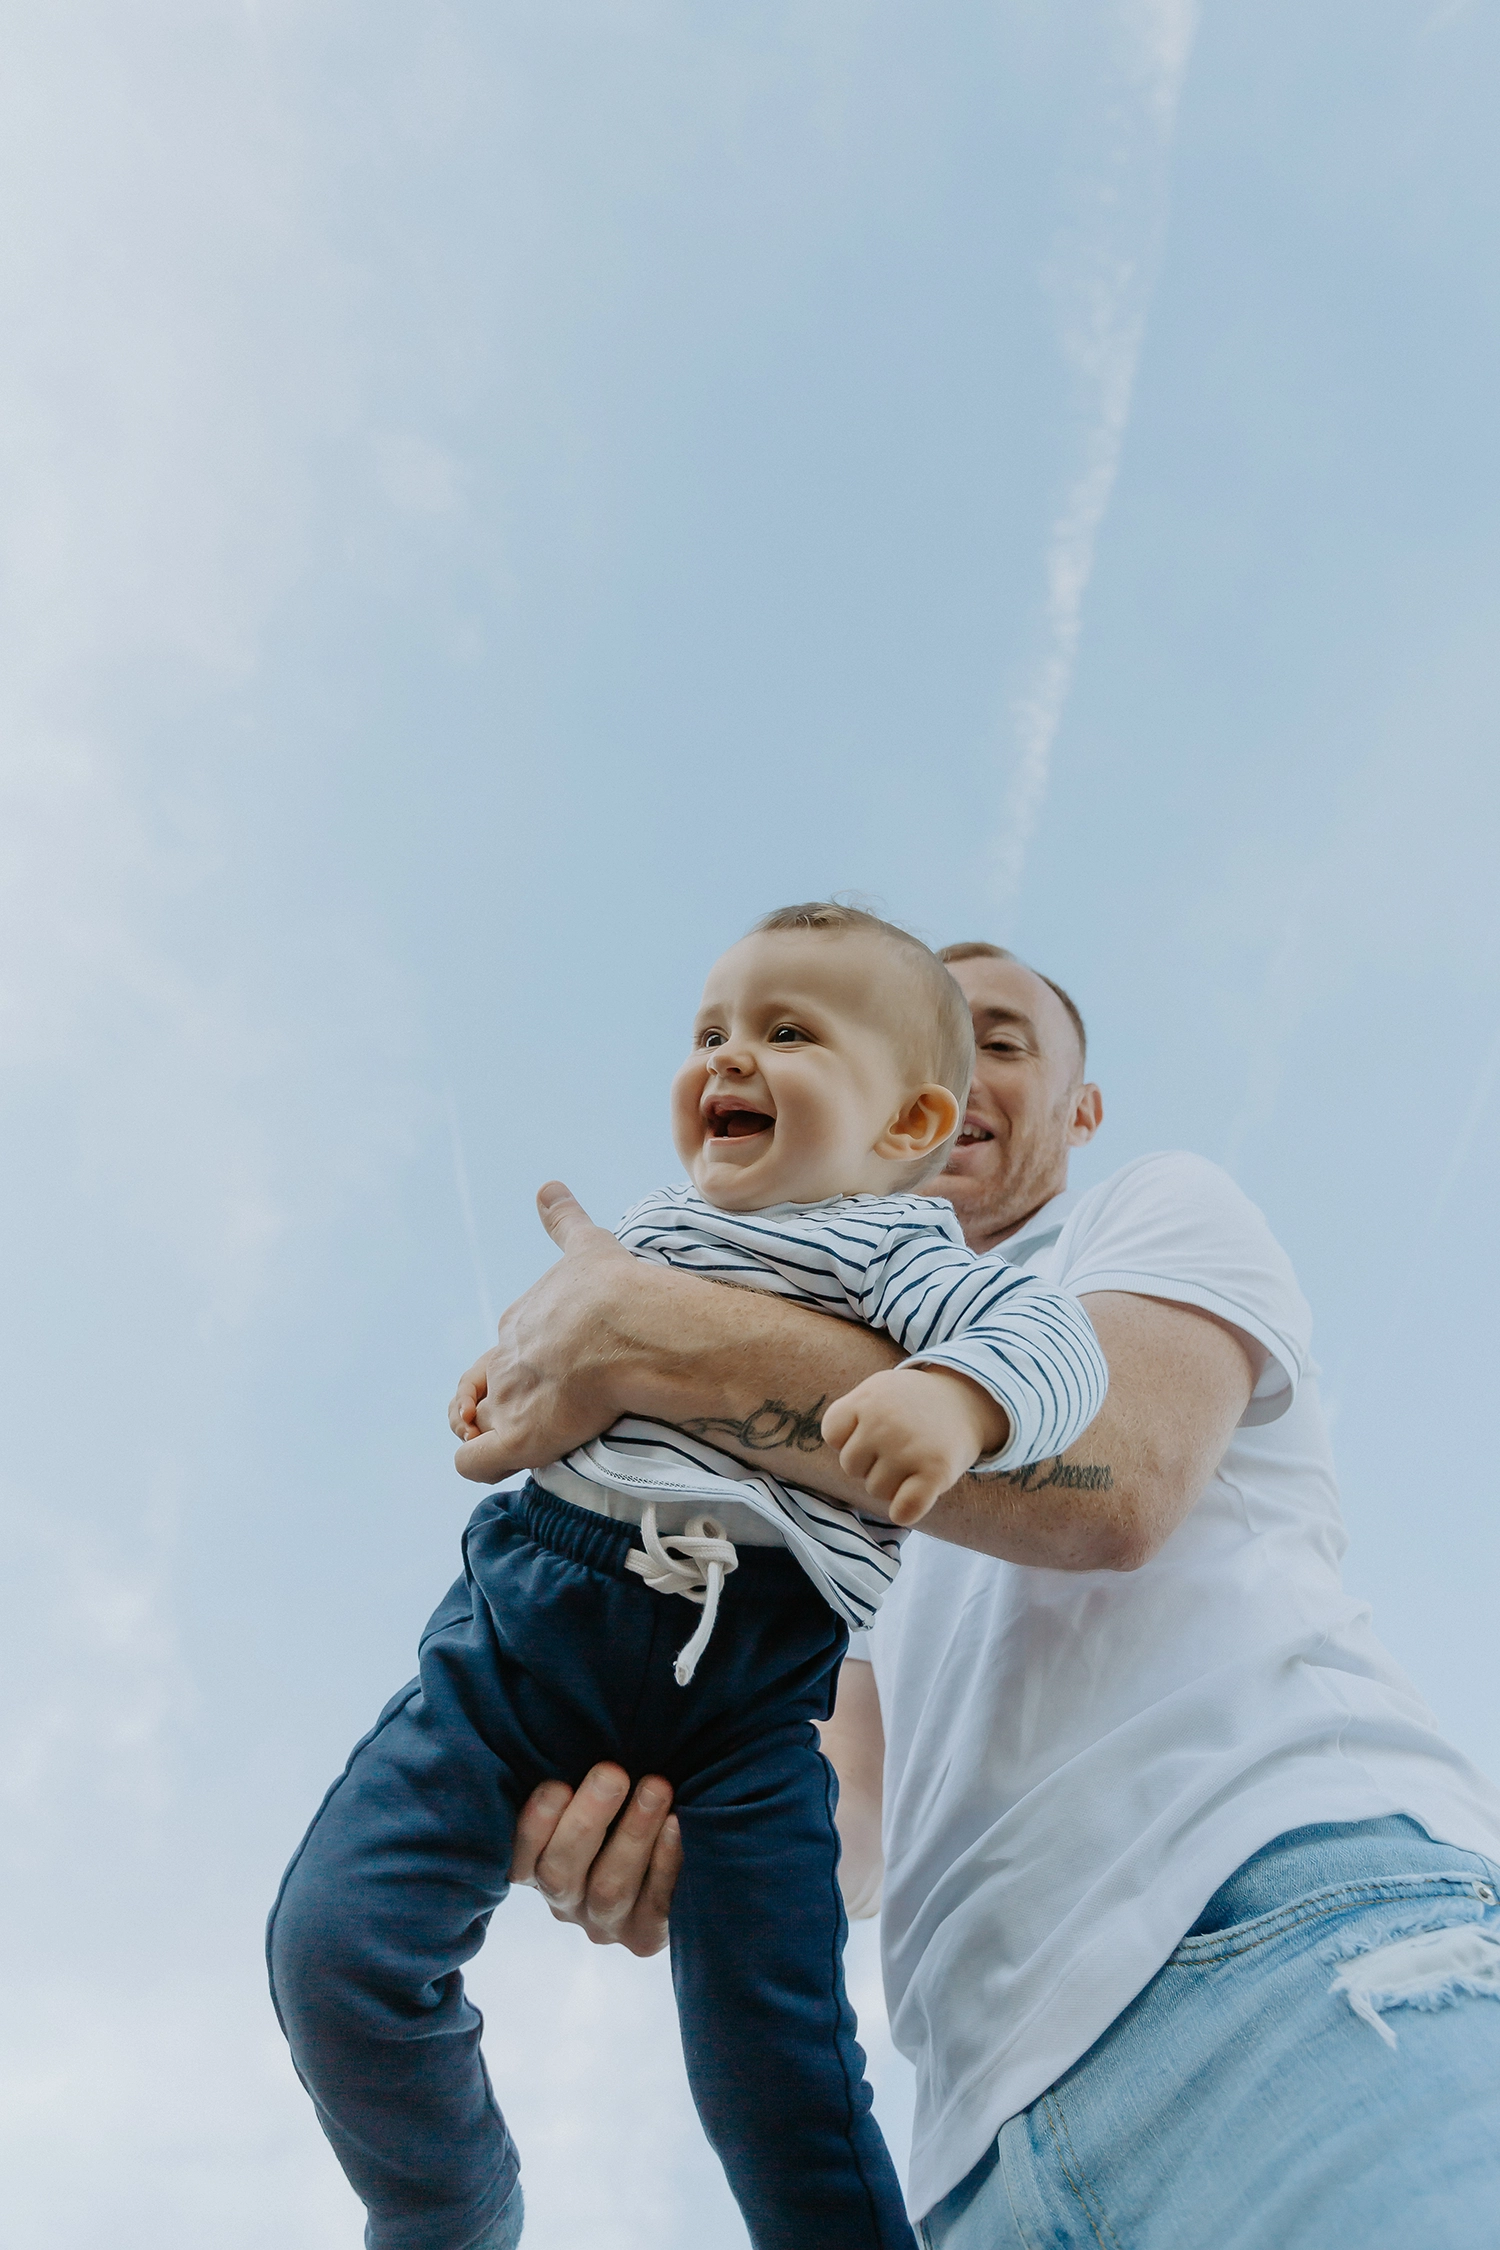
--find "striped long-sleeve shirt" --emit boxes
[532,1185,1108,1631]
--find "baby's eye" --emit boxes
[700,1029,728,1049]
[769,1025,810,1045]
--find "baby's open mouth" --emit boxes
[708,1108,774,1141]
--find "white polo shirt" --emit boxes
[849,1150,1500,2219]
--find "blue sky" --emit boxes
[3,3,1498,2243]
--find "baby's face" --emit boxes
[670,930,935,1211]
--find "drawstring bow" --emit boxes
[625,1505,739,1685]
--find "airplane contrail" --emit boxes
[994,0,1200,921]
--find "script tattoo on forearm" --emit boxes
[680,1397,829,1454]
[996,1454,1115,1492]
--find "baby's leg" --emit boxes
[671,1720,916,2250]
[267,1577,524,2250]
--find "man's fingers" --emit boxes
[514,1765,678,1951]
[528,1763,632,1910]
[617,1812,683,1958]
[453,1431,523,1484]
[640,1811,683,1919]
[536,1180,600,1252]
[447,1364,487,1438]
[579,1775,677,1939]
[535,1180,633,1264]
[509,1778,575,1887]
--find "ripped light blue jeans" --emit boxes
[919,1818,1500,2250]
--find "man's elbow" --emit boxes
[1030,1507,1156,1573]
[1089,1517,1159,1573]
[1081,1468,1197,1572]
[934,1463,1192,1571]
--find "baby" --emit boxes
[268,904,1108,2250]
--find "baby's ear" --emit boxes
[877,1084,961,1160]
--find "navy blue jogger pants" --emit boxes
[267,1482,914,2250]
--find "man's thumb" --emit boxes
[536,1179,598,1250]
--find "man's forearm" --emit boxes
[613,1269,903,1514]
[922,1291,1259,1568]
[818,1658,884,1918]
[604,1269,1128,1560]
[465,1212,1254,1571]
[919,1440,1129,1568]
[610,1277,1254,1574]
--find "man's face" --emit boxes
[934,954,1103,1252]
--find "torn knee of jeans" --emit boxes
[1329,1922,1500,2048]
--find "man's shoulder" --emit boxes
[1057,1150,1312,1395]
[1075,1149,1254,1224]
[1061,1149,1292,1271]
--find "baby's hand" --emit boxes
[821,1368,1009,1527]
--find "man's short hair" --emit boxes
[749,901,975,1103]
[938,940,1088,1071]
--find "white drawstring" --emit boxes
[625,1505,739,1685]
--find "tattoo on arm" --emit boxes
[995,1455,1115,1492]
[680,1397,829,1454]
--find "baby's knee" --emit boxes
[268,1828,376,2032]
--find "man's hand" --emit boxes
[509,1763,682,1955]
[448,1181,637,1484]
[821,1367,1009,1525]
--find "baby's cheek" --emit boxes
[668,1061,707,1162]
[792,1080,858,1166]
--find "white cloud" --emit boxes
[0,1964,362,2250]
[0,1895,909,2250]
[0,1481,185,1834]
[0,10,335,688]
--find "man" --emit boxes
[453,944,1500,2247]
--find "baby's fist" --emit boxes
[821,1367,1009,1527]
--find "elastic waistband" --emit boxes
[498,1476,810,1593]
[509,1478,642,1579]
[532,1458,789,1546]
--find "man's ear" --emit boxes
[876,1084,962,1161]
[1067,1082,1103,1148]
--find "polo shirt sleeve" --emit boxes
[1056,1151,1312,1425]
